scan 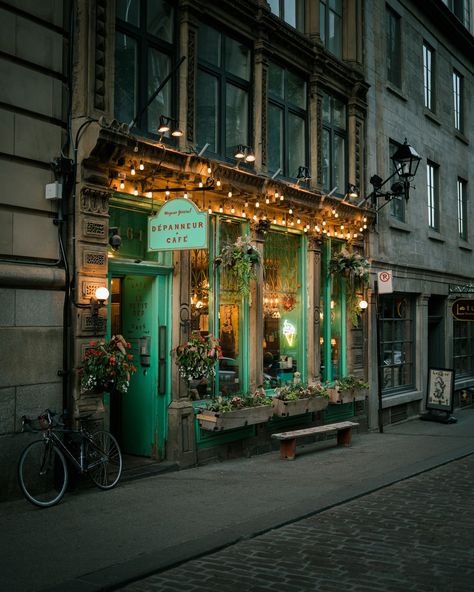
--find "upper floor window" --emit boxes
[322,93,346,196]
[443,0,471,29]
[320,0,343,58]
[268,0,305,32]
[386,6,402,88]
[423,42,435,111]
[453,70,463,132]
[426,161,439,231]
[390,140,405,221]
[115,0,175,135]
[457,178,468,240]
[196,24,251,160]
[268,63,307,179]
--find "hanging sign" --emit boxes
[377,270,393,294]
[148,198,208,251]
[452,299,474,321]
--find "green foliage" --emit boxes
[216,235,261,299]
[175,332,222,381]
[330,248,370,327]
[335,375,369,391]
[203,389,273,412]
[80,335,137,394]
[274,383,330,401]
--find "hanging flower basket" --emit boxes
[215,235,261,300]
[329,248,370,326]
[196,390,273,431]
[174,332,221,382]
[272,384,329,417]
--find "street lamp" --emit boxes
[360,139,421,211]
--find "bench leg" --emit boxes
[337,427,352,447]
[280,439,296,460]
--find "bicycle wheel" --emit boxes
[18,440,68,507]
[86,430,122,490]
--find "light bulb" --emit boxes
[139,160,144,171]
[133,186,138,196]
[119,180,125,190]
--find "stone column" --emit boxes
[417,294,430,412]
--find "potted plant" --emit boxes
[196,389,273,431]
[175,332,222,383]
[330,248,370,326]
[328,375,369,404]
[215,235,261,300]
[80,334,137,394]
[272,383,330,417]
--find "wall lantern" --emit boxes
[361,139,421,212]
[90,286,109,335]
[234,145,255,163]
[157,115,182,137]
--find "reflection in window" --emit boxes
[379,295,414,394]
[262,232,301,388]
[320,0,342,58]
[322,93,346,196]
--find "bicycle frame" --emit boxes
[40,426,105,475]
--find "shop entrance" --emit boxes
[110,273,169,458]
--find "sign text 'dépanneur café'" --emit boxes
[148,198,208,251]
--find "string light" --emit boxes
[139,160,144,171]
[119,179,125,190]
[228,191,232,198]
[216,178,221,187]
[199,181,203,188]
[130,162,136,176]
[165,186,170,199]
[184,191,188,199]
[255,200,260,208]
[208,204,213,214]
[219,203,224,213]
[280,193,284,201]
[133,186,138,196]
[230,204,235,214]
[289,207,293,215]
[265,195,270,204]
[275,191,279,200]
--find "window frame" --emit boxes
[423,41,435,112]
[321,92,347,198]
[453,69,463,132]
[196,24,252,162]
[268,0,305,32]
[319,0,343,58]
[267,62,308,180]
[114,0,177,137]
[426,161,440,231]
[386,5,402,89]
[457,177,468,241]
[453,319,474,379]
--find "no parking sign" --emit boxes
[377,270,393,294]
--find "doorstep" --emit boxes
[121,455,179,482]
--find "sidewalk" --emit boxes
[2,408,474,592]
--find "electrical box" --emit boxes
[45,182,62,200]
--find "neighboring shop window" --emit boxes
[263,231,301,388]
[320,240,344,382]
[453,320,474,378]
[268,0,305,32]
[320,0,343,58]
[322,93,346,197]
[197,24,251,160]
[379,294,415,394]
[115,0,175,135]
[218,221,245,395]
[268,63,307,179]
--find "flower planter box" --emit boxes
[196,405,273,431]
[272,396,329,418]
[328,388,367,404]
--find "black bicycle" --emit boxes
[18,409,123,508]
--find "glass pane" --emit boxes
[333,134,346,194]
[225,84,248,158]
[322,94,330,123]
[199,24,220,66]
[148,49,171,134]
[196,71,218,153]
[320,3,326,44]
[285,0,296,27]
[116,0,139,26]
[328,10,342,57]
[322,128,330,190]
[225,37,250,81]
[268,0,280,15]
[268,63,284,99]
[115,32,137,124]
[147,0,174,43]
[333,97,346,129]
[263,232,301,387]
[288,113,305,179]
[287,70,306,109]
[268,104,283,173]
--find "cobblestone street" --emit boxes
[120,455,474,592]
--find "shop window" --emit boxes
[263,231,302,388]
[320,0,343,58]
[379,294,415,394]
[454,319,474,378]
[268,63,307,178]
[196,24,251,160]
[322,93,346,197]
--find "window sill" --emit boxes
[428,230,445,243]
[424,109,441,126]
[458,240,472,251]
[386,82,407,102]
[382,390,423,409]
[454,130,469,146]
[389,219,411,233]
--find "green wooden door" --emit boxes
[121,275,158,457]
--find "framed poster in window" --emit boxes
[426,368,454,412]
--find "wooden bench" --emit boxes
[271,421,359,460]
